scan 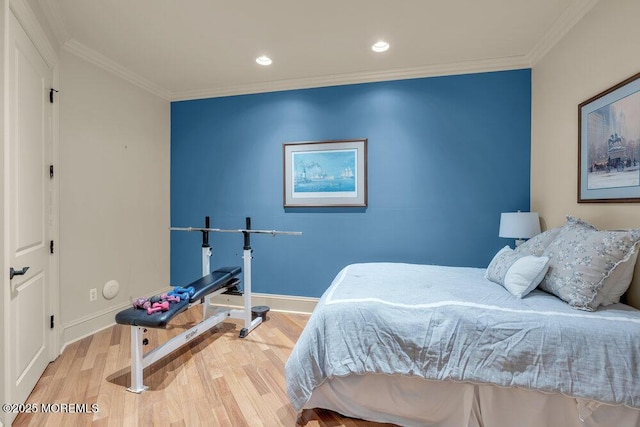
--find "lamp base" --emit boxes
[515,239,525,247]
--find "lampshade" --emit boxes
[499,212,541,240]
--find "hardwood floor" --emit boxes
[13,310,394,426]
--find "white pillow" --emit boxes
[486,246,550,298]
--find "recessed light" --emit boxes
[371,41,389,53]
[256,56,272,66]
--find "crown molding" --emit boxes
[45,0,597,102]
[38,0,71,47]
[171,55,531,101]
[527,0,600,66]
[9,0,58,68]
[174,0,597,101]
[62,39,172,101]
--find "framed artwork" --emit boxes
[283,139,367,207]
[578,72,640,203]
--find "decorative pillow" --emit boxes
[514,226,562,257]
[539,216,640,311]
[486,246,551,298]
[598,249,639,306]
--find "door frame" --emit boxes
[1,0,59,424]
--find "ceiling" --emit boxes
[39,0,598,101]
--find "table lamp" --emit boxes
[499,211,541,247]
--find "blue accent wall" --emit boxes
[171,69,531,297]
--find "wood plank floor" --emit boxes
[13,310,395,426]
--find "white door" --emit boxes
[7,11,53,408]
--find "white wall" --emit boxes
[59,50,170,344]
[531,0,640,303]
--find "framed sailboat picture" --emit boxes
[283,139,368,207]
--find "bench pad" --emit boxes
[189,266,241,302]
[115,266,242,328]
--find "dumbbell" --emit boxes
[133,298,151,310]
[147,301,169,314]
[161,293,180,303]
[169,286,195,296]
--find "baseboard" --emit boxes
[59,285,170,353]
[209,292,318,315]
[60,302,127,354]
[60,291,317,353]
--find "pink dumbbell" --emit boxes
[133,298,151,310]
[160,293,180,303]
[147,301,169,314]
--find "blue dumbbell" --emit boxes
[168,286,195,300]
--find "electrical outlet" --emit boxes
[89,288,97,302]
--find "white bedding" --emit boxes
[306,375,640,427]
[286,263,640,424]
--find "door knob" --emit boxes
[9,266,29,280]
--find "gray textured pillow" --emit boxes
[539,216,640,311]
[598,250,639,306]
[486,246,550,298]
[514,226,562,257]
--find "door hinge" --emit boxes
[50,315,54,329]
[49,164,54,179]
[50,240,54,254]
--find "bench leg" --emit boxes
[236,248,262,338]
[126,310,231,393]
[127,326,148,393]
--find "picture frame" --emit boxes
[283,139,367,207]
[578,72,640,203]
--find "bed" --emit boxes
[285,216,640,426]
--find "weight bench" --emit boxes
[115,266,242,393]
[115,216,300,394]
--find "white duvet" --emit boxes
[285,263,640,411]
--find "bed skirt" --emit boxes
[304,374,640,427]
